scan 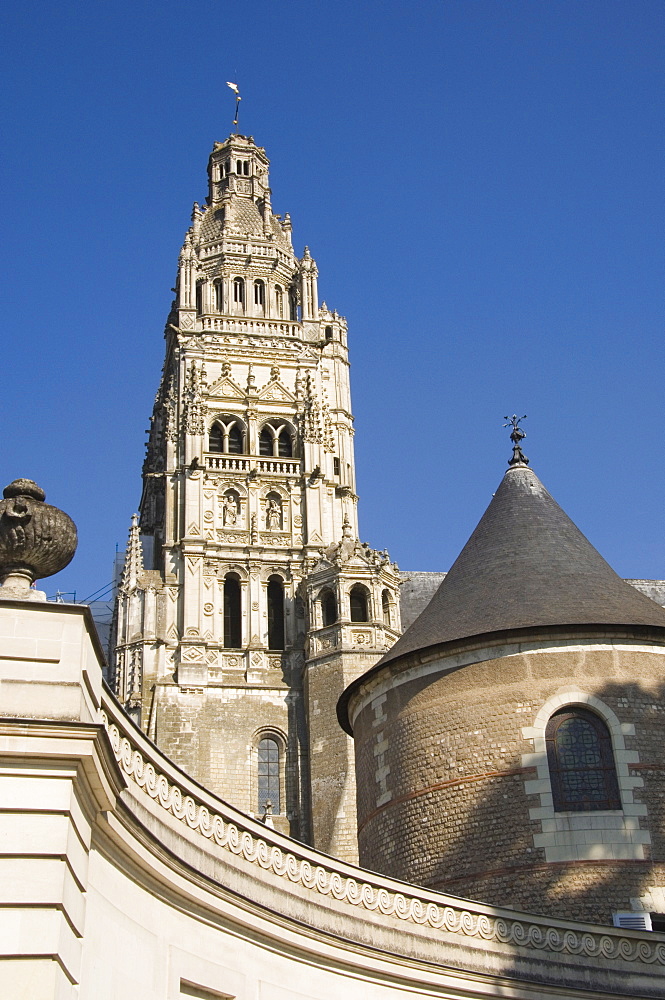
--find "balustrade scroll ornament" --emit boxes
[0,479,77,600]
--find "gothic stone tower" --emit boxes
[113,134,400,859]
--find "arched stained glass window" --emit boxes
[546,708,621,812]
[258,737,280,813]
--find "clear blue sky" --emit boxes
[1,0,663,602]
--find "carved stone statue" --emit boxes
[223,492,239,526]
[265,497,282,531]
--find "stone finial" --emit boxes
[0,479,77,601]
[503,414,529,467]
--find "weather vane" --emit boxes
[503,414,529,467]
[226,81,241,132]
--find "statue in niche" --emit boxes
[223,491,239,526]
[265,495,282,531]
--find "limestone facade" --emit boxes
[112,134,399,859]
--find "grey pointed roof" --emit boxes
[382,463,665,668]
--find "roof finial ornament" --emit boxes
[503,414,529,467]
[226,81,241,132]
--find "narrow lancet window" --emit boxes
[223,573,242,648]
[258,737,280,813]
[267,576,285,650]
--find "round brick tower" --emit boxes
[339,454,665,926]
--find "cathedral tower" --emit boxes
[113,134,400,857]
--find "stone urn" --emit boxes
[0,479,77,600]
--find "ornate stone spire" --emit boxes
[0,479,77,601]
[119,514,144,593]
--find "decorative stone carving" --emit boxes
[265,493,282,530]
[0,479,77,600]
[183,360,206,435]
[222,490,240,526]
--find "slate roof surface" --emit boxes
[399,571,447,630]
[381,464,665,669]
[200,201,290,249]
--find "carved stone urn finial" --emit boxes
[0,479,77,601]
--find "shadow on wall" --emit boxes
[413,679,665,927]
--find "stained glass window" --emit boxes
[258,737,280,813]
[546,708,621,812]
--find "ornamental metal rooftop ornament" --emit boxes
[503,414,529,467]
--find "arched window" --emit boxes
[382,589,391,626]
[324,325,333,340]
[214,280,223,312]
[267,576,285,650]
[195,283,203,315]
[546,708,621,812]
[350,585,369,623]
[223,573,242,648]
[259,421,293,458]
[321,589,337,627]
[228,423,243,454]
[258,737,280,813]
[233,277,244,307]
[209,423,224,452]
[289,289,298,321]
[259,426,273,456]
[209,418,245,454]
[254,279,265,309]
[277,429,292,457]
[275,285,284,318]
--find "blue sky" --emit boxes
[1,0,663,602]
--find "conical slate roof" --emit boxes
[381,463,665,669]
